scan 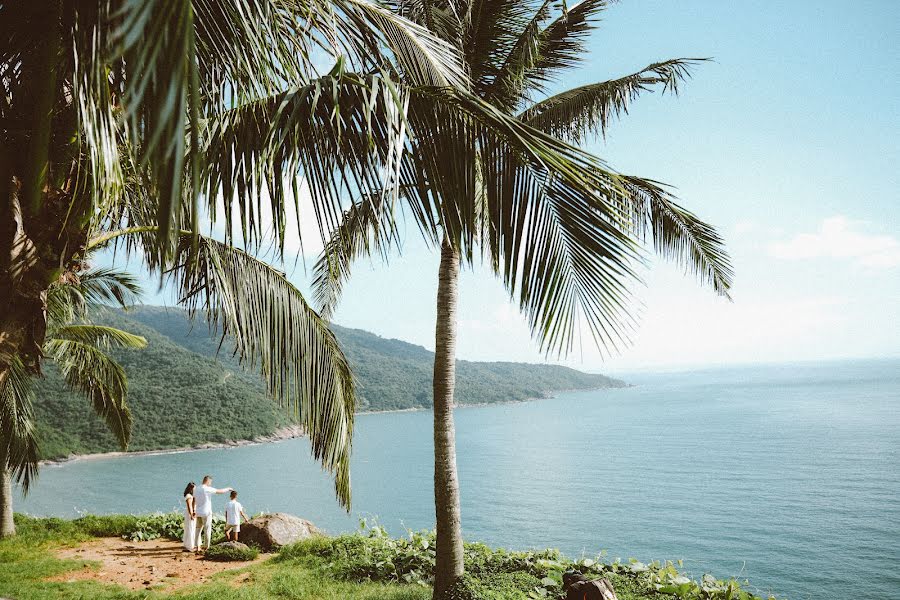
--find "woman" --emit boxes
[182,482,196,552]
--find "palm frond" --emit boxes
[482,0,554,110]
[622,176,733,297]
[515,0,613,99]
[113,0,199,259]
[198,71,413,257]
[76,267,143,309]
[476,149,642,356]
[52,325,148,350]
[520,58,706,143]
[312,192,401,320]
[334,0,467,87]
[461,0,540,94]
[107,0,467,264]
[166,235,356,509]
[46,266,143,326]
[43,339,133,450]
[0,358,39,493]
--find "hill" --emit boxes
[31,306,625,459]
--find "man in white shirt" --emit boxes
[193,474,232,552]
[224,490,249,542]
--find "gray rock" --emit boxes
[239,513,321,551]
[215,541,251,551]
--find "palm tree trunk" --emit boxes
[0,461,14,538]
[432,236,464,598]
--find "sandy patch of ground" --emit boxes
[51,537,266,591]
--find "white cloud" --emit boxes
[768,216,900,268]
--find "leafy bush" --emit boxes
[23,512,229,544]
[118,512,229,543]
[443,573,543,600]
[279,522,777,600]
[119,513,184,541]
[204,543,259,562]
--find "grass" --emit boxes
[204,543,260,562]
[0,515,775,600]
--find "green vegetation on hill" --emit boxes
[31,306,625,459]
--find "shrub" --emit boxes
[442,572,543,600]
[204,543,259,562]
[283,521,775,600]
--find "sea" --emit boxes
[17,359,900,600]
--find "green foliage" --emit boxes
[31,306,624,459]
[443,573,542,600]
[120,512,187,542]
[31,307,295,459]
[3,514,779,600]
[279,523,778,600]
[204,543,260,562]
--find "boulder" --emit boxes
[239,513,321,551]
[563,571,618,600]
[215,541,251,551]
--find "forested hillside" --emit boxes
[32,306,625,459]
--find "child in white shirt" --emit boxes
[224,490,249,542]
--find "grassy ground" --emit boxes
[0,515,770,600]
[0,517,431,599]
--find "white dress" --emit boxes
[182,494,196,550]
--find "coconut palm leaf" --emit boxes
[88,226,358,507]
[37,0,468,269]
[0,357,39,493]
[312,192,401,320]
[520,58,705,143]
[622,176,733,297]
[163,235,356,508]
[46,267,143,327]
[52,325,148,350]
[507,0,612,101]
[481,0,554,109]
[43,339,133,450]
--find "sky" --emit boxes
[107,0,900,374]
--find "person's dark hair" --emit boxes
[183,482,195,496]
[202,475,212,484]
[230,490,238,499]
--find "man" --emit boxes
[193,474,232,552]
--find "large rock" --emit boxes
[239,513,321,550]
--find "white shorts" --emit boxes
[225,523,240,532]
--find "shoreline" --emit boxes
[39,425,305,467]
[40,385,627,466]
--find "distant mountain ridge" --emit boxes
[31,305,625,459]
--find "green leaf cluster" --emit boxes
[278,522,779,600]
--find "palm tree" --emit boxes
[1,265,147,537]
[1,0,622,538]
[313,0,734,595]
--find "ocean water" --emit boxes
[17,359,900,599]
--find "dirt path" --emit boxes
[51,537,266,591]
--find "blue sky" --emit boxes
[111,0,900,373]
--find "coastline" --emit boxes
[38,425,305,467]
[40,385,626,466]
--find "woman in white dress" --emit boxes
[182,482,196,551]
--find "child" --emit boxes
[224,490,249,542]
